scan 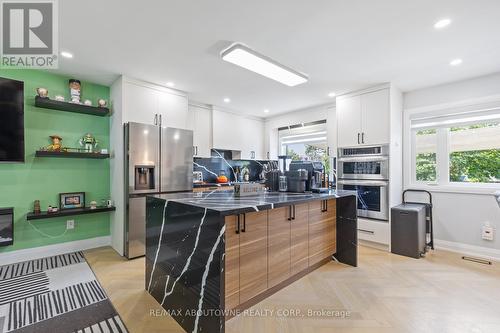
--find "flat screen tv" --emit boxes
[0,77,24,162]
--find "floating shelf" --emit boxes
[26,206,116,221]
[35,150,110,159]
[35,96,110,116]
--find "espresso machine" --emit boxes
[289,161,325,191]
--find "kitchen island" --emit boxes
[145,190,357,333]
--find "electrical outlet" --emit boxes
[66,220,75,230]
[482,222,493,241]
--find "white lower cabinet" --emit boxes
[357,218,389,245]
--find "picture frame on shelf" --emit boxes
[59,192,85,210]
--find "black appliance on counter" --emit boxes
[285,169,308,193]
[289,161,324,191]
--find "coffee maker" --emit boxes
[288,161,324,191]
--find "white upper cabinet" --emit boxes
[337,94,362,147]
[361,89,390,145]
[336,88,390,147]
[123,81,158,125]
[212,109,264,160]
[122,78,189,129]
[189,104,212,158]
[157,90,189,129]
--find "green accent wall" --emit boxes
[0,69,110,253]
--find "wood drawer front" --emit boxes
[224,215,240,310]
[308,200,336,266]
[239,210,268,304]
[358,218,389,245]
[268,207,291,288]
[291,203,309,275]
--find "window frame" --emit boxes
[404,96,500,195]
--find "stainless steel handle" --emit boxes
[267,152,270,159]
[236,215,240,234]
[357,133,360,144]
[288,206,292,221]
[362,132,365,144]
[154,114,158,125]
[337,156,389,162]
[337,179,389,186]
[358,229,375,235]
[159,114,162,126]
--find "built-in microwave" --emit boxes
[337,145,389,180]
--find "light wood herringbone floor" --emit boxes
[85,246,500,333]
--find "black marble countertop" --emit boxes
[150,190,357,215]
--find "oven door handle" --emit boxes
[337,179,389,186]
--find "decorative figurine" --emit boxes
[97,99,107,107]
[45,135,63,151]
[84,99,92,106]
[55,95,65,101]
[33,200,41,214]
[89,201,97,210]
[47,205,58,213]
[36,88,48,98]
[69,79,81,104]
[79,133,98,153]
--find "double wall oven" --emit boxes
[337,145,389,220]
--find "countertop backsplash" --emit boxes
[193,154,273,184]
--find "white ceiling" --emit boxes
[55,0,500,117]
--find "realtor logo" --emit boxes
[1,0,58,68]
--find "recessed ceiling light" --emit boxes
[166,82,174,87]
[60,51,73,58]
[221,43,308,87]
[264,109,270,113]
[223,98,231,103]
[328,92,336,98]
[449,58,463,66]
[434,18,451,29]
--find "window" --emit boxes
[278,121,330,173]
[410,106,500,187]
[415,129,437,182]
[449,122,500,183]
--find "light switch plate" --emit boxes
[67,220,75,230]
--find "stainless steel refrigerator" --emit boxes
[124,122,193,259]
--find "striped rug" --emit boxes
[0,252,128,333]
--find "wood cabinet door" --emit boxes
[308,200,336,266]
[291,203,309,275]
[325,199,337,256]
[224,215,240,310]
[239,211,268,304]
[268,207,291,288]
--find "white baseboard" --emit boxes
[434,239,500,262]
[0,236,111,266]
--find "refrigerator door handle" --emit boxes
[154,114,158,126]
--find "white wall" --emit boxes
[403,72,500,257]
[109,77,125,255]
[264,104,333,158]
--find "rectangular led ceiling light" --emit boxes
[221,43,308,87]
